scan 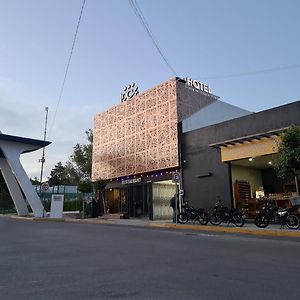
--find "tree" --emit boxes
[48,162,69,193]
[68,129,93,181]
[30,177,41,185]
[275,125,300,194]
[48,129,106,215]
[49,130,93,186]
[63,161,81,185]
[78,180,93,194]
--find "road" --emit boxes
[0,216,299,300]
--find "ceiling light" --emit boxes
[249,158,253,162]
[268,161,272,165]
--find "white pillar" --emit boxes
[0,141,45,217]
[0,158,29,216]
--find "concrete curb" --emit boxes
[6,214,300,238]
[9,215,34,221]
[7,215,114,224]
[65,218,113,225]
[149,223,300,238]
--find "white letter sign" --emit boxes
[185,77,211,94]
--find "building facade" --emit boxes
[182,100,300,217]
[92,77,300,220]
[92,77,219,219]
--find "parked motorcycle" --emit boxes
[177,202,208,225]
[209,199,245,227]
[254,199,300,229]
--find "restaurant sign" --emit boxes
[121,177,142,185]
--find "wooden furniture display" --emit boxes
[267,192,295,208]
[234,182,297,218]
[247,199,264,219]
[234,180,251,215]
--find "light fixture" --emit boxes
[196,172,212,178]
[249,158,253,162]
[268,161,272,165]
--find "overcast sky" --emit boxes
[0,0,299,181]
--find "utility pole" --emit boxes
[39,107,49,194]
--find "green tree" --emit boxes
[68,129,93,181]
[63,161,81,185]
[48,129,106,215]
[30,177,41,185]
[48,161,69,192]
[49,130,93,185]
[78,180,93,194]
[275,125,300,194]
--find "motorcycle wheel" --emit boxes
[233,213,245,227]
[286,214,300,230]
[177,213,188,224]
[254,213,270,228]
[209,213,222,225]
[196,212,208,225]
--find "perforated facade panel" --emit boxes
[92,78,216,180]
[92,79,179,180]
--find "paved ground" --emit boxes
[0,215,300,299]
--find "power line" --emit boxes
[128,0,177,77]
[49,0,86,136]
[202,63,300,80]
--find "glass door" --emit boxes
[119,188,128,214]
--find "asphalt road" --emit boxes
[0,216,299,300]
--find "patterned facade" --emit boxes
[92,78,216,181]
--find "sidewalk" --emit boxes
[96,216,300,238]
[5,213,300,238]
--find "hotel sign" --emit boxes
[120,82,139,103]
[185,77,211,94]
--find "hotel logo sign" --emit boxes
[185,77,210,94]
[120,82,139,103]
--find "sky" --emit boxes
[0,0,299,181]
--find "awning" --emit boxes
[209,128,286,162]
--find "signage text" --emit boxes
[185,77,210,94]
[121,177,142,185]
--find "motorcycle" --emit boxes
[254,199,300,229]
[177,202,208,225]
[209,199,245,227]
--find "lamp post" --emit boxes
[39,107,49,194]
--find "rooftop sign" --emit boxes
[120,82,139,103]
[185,77,211,94]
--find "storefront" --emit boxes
[210,130,298,217]
[231,155,296,218]
[182,100,300,216]
[104,175,177,220]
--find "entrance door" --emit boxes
[119,188,127,214]
[127,183,150,218]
